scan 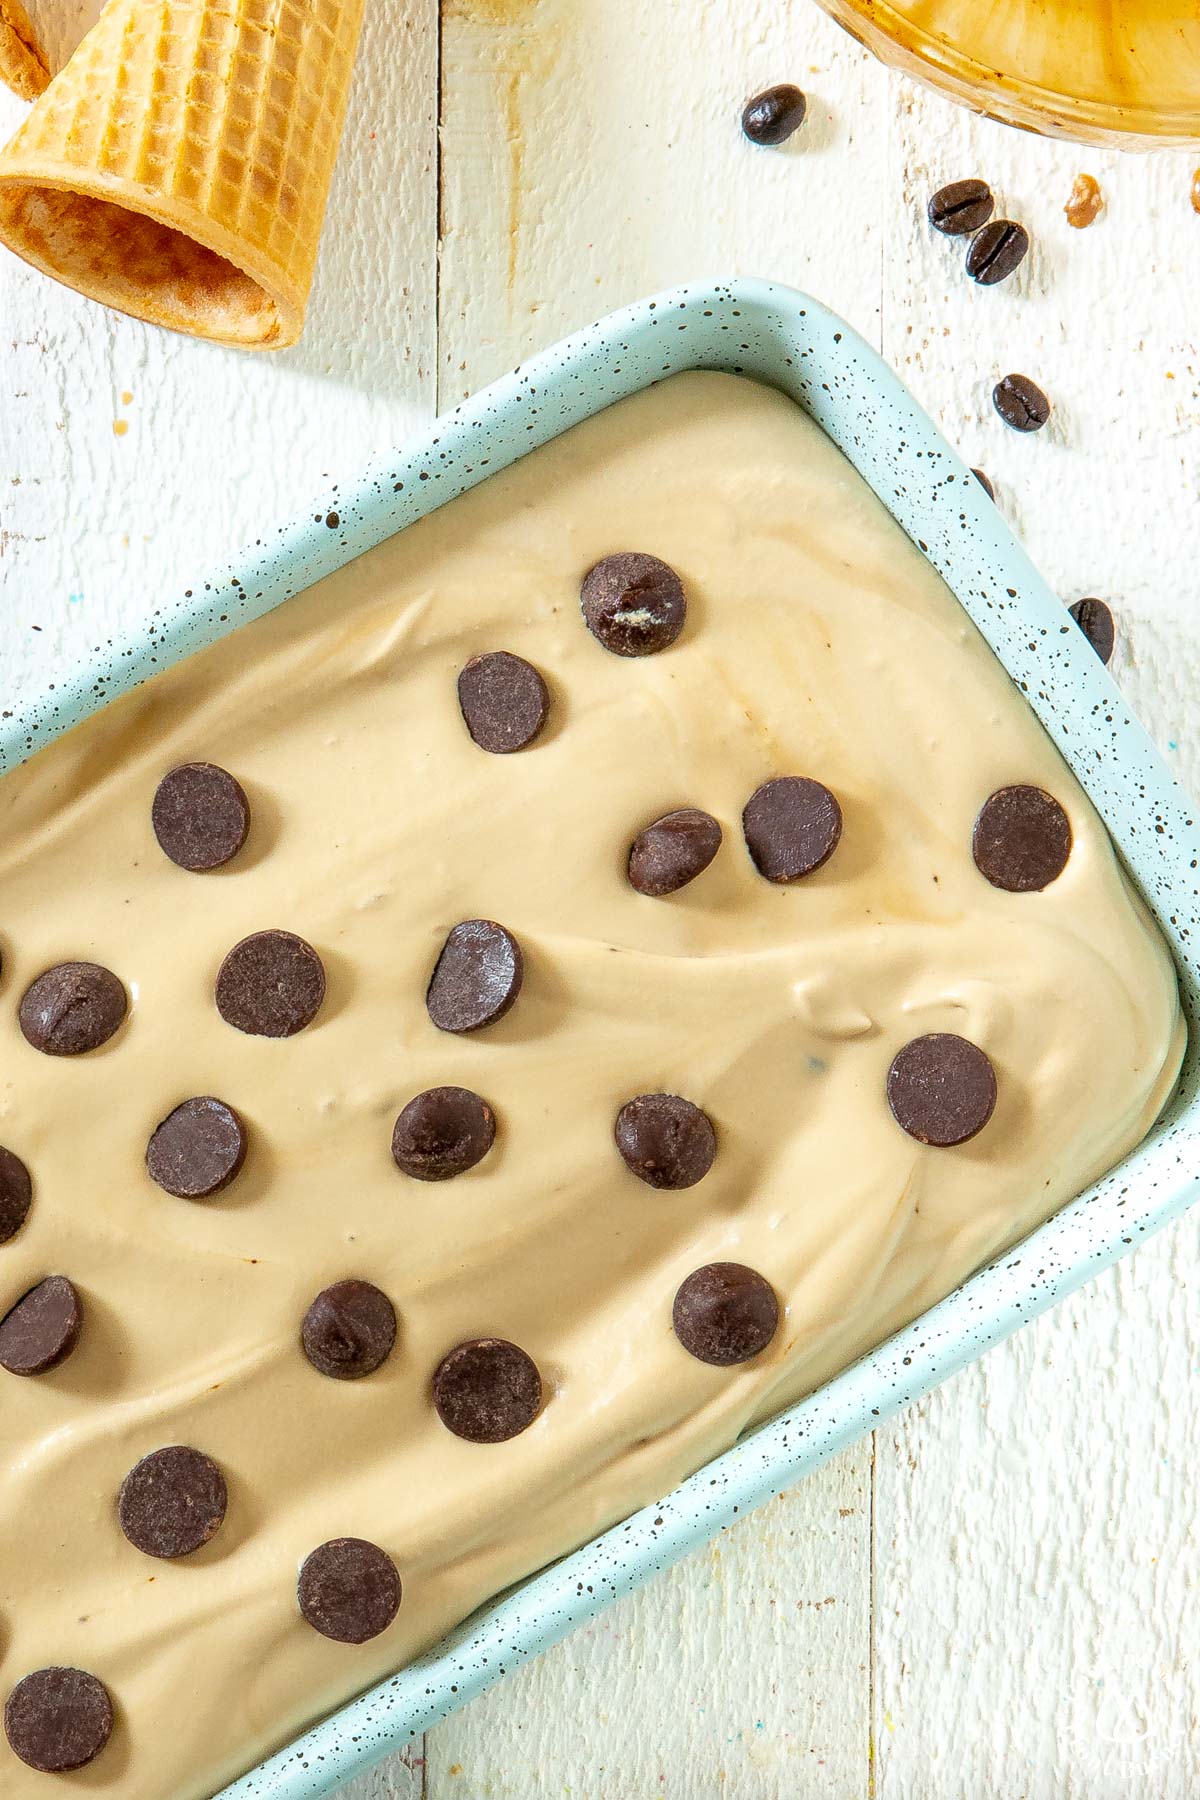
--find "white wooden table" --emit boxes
[3,4,1199,1794]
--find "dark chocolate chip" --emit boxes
[0,1276,82,1376]
[426,920,523,1034]
[215,930,325,1037]
[297,1537,402,1644]
[145,1097,247,1199]
[1069,598,1115,666]
[118,1445,228,1559]
[927,177,994,236]
[301,1280,397,1380]
[580,552,686,657]
[0,1147,32,1245]
[742,776,843,882]
[151,763,250,871]
[741,83,807,146]
[628,808,722,897]
[973,785,1073,892]
[993,372,1050,433]
[432,1337,542,1442]
[391,1087,496,1181]
[615,1093,717,1190]
[458,652,550,754]
[887,1033,998,1147]
[19,962,127,1056]
[672,1263,779,1366]
[965,219,1029,284]
[971,467,995,500]
[4,1668,114,1774]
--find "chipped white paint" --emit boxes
[2,1,1198,1794]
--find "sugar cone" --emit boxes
[0,0,365,348]
[0,0,49,102]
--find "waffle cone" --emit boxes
[0,0,49,102]
[0,0,365,348]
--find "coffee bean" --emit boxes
[741,83,807,146]
[993,373,1050,433]
[301,1280,397,1380]
[391,1086,496,1181]
[458,652,550,754]
[426,920,523,1034]
[965,219,1029,284]
[432,1337,542,1442]
[146,1097,247,1199]
[152,763,250,871]
[927,177,994,236]
[742,776,843,882]
[672,1263,779,1366]
[580,552,686,657]
[0,1276,82,1376]
[0,1146,32,1245]
[973,785,1073,892]
[215,930,325,1037]
[4,1667,114,1773]
[19,962,127,1056]
[971,467,995,501]
[1069,598,1115,666]
[614,1094,717,1190]
[298,1538,401,1644]
[118,1446,228,1559]
[887,1033,997,1147]
[628,808,722,897]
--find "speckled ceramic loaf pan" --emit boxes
[8,281,1199,1799]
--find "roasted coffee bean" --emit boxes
[742,776,842,882]
[19,962,127,1056]
[118,1446,228,1559]
[580,553,686,657]
[993,373,1050,433]
[614,1093,717,1190]
[927,177,994,236]
[301,1280,397,1380]
[628,808,722,897]
[672,1263,779,1366]
[391,1087,496,1180]
[887,1033,997,1147]
[4,1668,114,1773]
[973,785,1073,892]
[0,1146,32,1245]
[298,1538,402,1644]
[1068,598,1115,666]
[971,467,995,501]
[426,920,523,1034]
[741,84,807,146]
[146,1097,247,1199]
[215,930,326,1037]
[0,1276,82,1376]
[458,652,550,754]
[965,219,1029,284]
[152,763,250,870]
[432,1337,542,1442]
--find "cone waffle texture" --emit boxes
[0,0,365,347]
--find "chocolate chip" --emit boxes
[1069,598,1115,666]
[215,930,325,1037]
[580,552,686,657]
[0,1147,32,1245]
[432,1337,542,1442]
[4,1668,114,1773]
[628,808,722,897]
[19,962,127,1056]
[971,467,995,500]
[927,177,994,236]
[742,777,843,882]
[887,1033,997,1146]
[965,219,1029,284]
[426,920,523,1034]
[615,1094,717,1190]
[0,1276,82,1376]
[297,1538,402,1644]
[672,1263,779,1366]
[458,652,550,754]
[118,1445,228,1559]
[973,785,1073,892]
[993,372,1050,433]
[146,1097,247,1199]
[391,1087,496,1181]
[151,763,250,871]
[741,83,807,145]
[301,1280,397,1380]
